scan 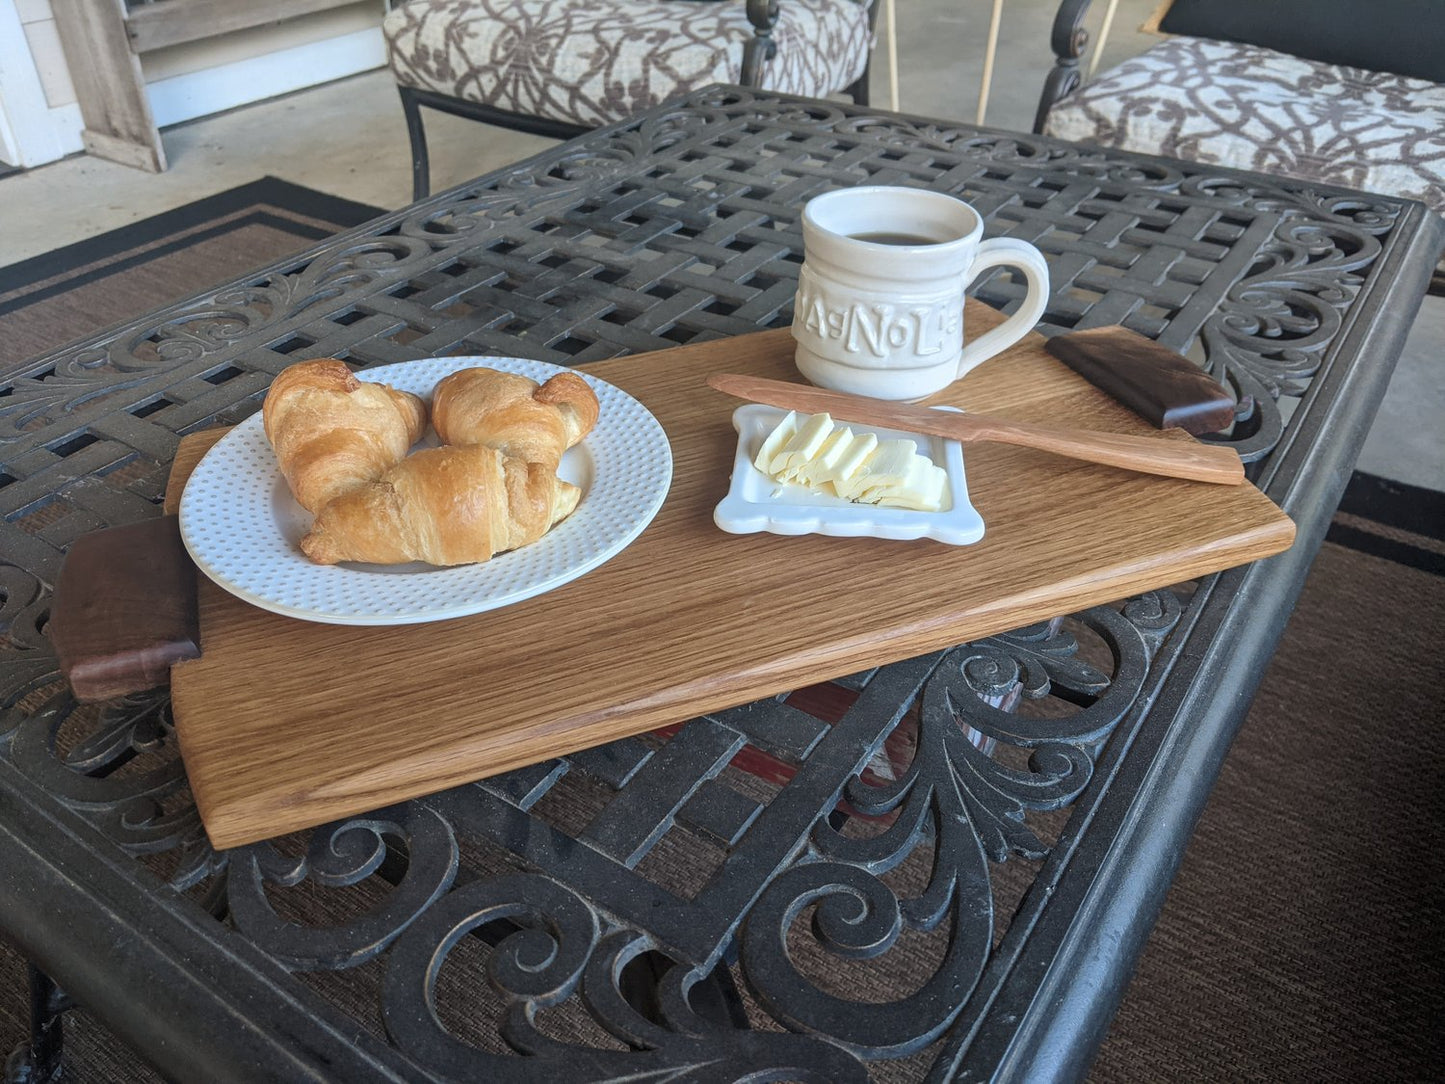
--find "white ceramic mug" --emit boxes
[791,186,1050,400]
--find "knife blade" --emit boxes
[706,373,1245,485]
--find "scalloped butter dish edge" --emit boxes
[714,404,985,545]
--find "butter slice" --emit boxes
[815,430,877,489]
[768,412,834,482]
[790,428,846,487]
[834,439,917,501]
[754,410,799,475]
[751,411,948,512]
[849,447,948,512]
[872,458,948,511]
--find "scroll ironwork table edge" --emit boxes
[934,200,1445,1081]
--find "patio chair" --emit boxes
[383,0,878,199]
[1032,0,1445,220]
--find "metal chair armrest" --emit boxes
[1033,0,1094,134]
[741,0,781,85]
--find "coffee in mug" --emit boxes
[792,186,1050,400]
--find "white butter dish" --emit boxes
[714,404,985,545]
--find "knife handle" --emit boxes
[967,415,1244,484]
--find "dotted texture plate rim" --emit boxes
[178,357,673,625]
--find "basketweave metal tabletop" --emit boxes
[1,86,1441,1083]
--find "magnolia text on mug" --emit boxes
[795,279,961,361]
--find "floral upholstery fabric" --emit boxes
[1045,36,1445,214]
[384,0,873,130]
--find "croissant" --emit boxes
[262,359,427,514]
[431,368,599,470]
[299,444,581,566]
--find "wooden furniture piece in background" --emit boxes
[50,0,366,172]
[50,0,165,170]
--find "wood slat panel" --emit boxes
[125,0,363,54]
[166,308,1295,848]
[52,0,165,171]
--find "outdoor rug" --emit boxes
[0,176,383,365]
[0,183,1440,1082]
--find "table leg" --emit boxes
[3,966,66,1084]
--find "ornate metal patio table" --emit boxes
[2,87,1441,1083]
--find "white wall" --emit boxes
[0,0,389,169]
[0,0,83,166]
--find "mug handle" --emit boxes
[955,237,1051,380]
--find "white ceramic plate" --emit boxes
[713,404,984,545]
[179,357,672,625]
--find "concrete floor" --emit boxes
[0,0,1439,488]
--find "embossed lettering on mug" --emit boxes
[792,186,1051,400]
[795,274,961,361]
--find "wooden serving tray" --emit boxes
[166,305,1294,848]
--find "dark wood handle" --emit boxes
[50,515,201,701]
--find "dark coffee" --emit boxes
[848,231,939,246]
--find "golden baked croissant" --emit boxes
[262,359,427,514]
[299,444,581,566]
[430,368,599,470]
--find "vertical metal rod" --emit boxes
[885,0,900,111]
[25,965,64,1083]
[1086,0,1122,80]
[398,87,431,202]
[975,0,1005,126]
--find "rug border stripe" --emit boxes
[1337,471,1445,543]
[1326,521,1445,577]
[0,177,383,296]
[0,210,343,320]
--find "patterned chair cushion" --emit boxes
[1044,36,1445,214]
[384,0,873,130]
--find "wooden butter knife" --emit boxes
[706,373,1245,485]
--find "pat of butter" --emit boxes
[834,439,917,501]
[814,430,877,488]
[795,428,880,488]
[753,410,799,475]
[751,411,947,512]
[791,428,848,487]
[768,412,834,482]
[872,457,949,510]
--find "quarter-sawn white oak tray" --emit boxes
[165,305,1294,849]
